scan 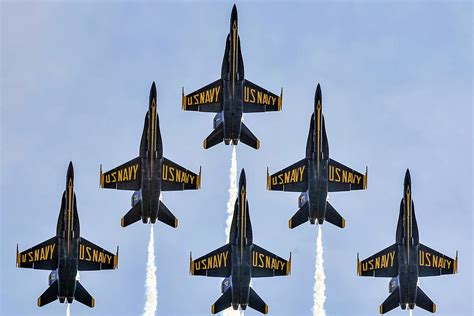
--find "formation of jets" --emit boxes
[16,4,458,314]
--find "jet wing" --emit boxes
[357,244,398,277]
[242,80,282,112]
[78,237,118,271]
[161,157,201,191]
[182,79,223,113]
[418,243,458,276]
[328,159,367,192]
[267,158,308,192]
[100,157,141,191]
[190,244,231,277]
[251,244,291,277]
[17,237,58,270]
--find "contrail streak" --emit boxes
[410,310,413,316]
[223,146,242,316]
[143,224,157,316]
[225,146,238,242]
[66,304,70,316]
[312,225,326,316]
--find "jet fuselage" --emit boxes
[220,5,245,144]
[55,163,80,303]
[228,171,253,310]
[138,83,164,223]
[395,172,420,309]
[304,86,330,224]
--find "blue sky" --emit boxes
[1,1,472,315]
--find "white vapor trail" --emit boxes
[410,310,413,316]
[66,304,70,316]
[223,146,242,316]
[143,224,157,316]
[312,225,326,316]
[225,146,238,242]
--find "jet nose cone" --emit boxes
[314,84,322,113]
[315,84,322,102]
[404,168,411,186]
[231,4,238,26]
[150,81,157,99]
[67,161,74,184]
[239,168,246,188]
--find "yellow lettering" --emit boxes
[169,167,175,181]
[86,246,92,261]
[250,88,256,103]
[222,251,228,267]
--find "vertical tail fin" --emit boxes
[121,202,142,227]
[158,201,178,228]
[37,280,58,307]
[248,287,269,314]
[289,202,309,229]
[379,287,400,314]
[325,201,346,228]
[203,123,224,149]
[74,281,95,308]
[416,286,436,313]
[240,122,260,149]
[211,287,232,314]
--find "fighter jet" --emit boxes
[357,169,458,314]
[190,169,291,314]
[100,82,201,228]
[267,84,367,228]
[182,4,282,149]
[16,162,118,307]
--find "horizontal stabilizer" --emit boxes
[158,201,178,228]
[325,201,346,228]
[248,287,268,314]
[37,280,58,307]
[121,202,142,227]
[211,287,232,314]
[416,286,436,313]
[203,123,224,149]
[74,281,95,308]
[288,202,309,229]
[240,122,260,149]
[379,287,400,314]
